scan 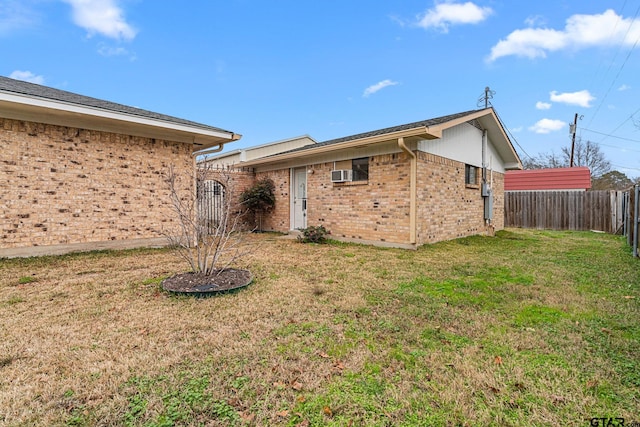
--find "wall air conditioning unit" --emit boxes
[331,169,353,182]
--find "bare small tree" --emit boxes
[522,139,611,178]
[163,161,250,276]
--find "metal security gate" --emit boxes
[198,180,226,234]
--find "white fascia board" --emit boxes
[240,127,430,167]
[0,91,235,140]
[241,135,318,151]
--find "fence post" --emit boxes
[622,189,631,245]
[634,185,639,258]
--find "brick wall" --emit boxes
[204,167,256,201]
[416,151,505,244]
[204,167,256,229]
[198,149,505,247]
[202,167,290,232]
[255,169,290,231]
[250,151,503,246]
[304,153,412,244]
[0,118,193,249]
[490,171,505,230]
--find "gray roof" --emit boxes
[0,75,233,134]
[280,109,482,155]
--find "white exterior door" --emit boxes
[293,168,307,229]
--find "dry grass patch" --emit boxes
[0,230,638,426]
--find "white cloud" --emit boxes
[363,79,399,97]
[9,70,44,84]
[550,90,595,107]
[488,9,640,61]
[417,1,492,32]
[618,84,631,91]
[97,43,136,60]
[63,0,136,40]
[528,118,567,134]
[536,101,552,110]
[524,15,546,27]
[0,1,38,35]
[510,126,523,133]
[98,45,127,56]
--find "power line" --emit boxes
[586,0,629,97]
[587,3,640,129]
[491,108,534,161]
[612,163,640,172]
[581,127,640,143]
[596,106,640,143]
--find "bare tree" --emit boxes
[523,139,611,178]
[522,151,565,170]
[163,161,250,276]
[560,139,611,178]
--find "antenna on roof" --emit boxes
[477,86,495,108]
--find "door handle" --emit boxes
[303,199,307,210]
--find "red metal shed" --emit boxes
[505,167,592,191]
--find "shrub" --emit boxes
[239,178,276,230]
[297,225,329,244]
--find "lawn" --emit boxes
[0,229,638,426]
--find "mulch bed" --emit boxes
[161,268,252,296]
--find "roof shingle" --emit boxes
[0,75,232,134]
[277,109,482,156]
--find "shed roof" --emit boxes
[0,76,240,151]
[505,167,592,191]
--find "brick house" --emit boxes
[207,108,522,249]
[0,76,240,257]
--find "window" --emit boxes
[465,164,478,186]
[352,157,369,181]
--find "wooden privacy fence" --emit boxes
[504,191,624,233]
[627,185,639,258]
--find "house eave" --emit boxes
[0,92,240,152]
[239,126,437,167]
[504,162,522,170]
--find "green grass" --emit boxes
[17,275,37,284]
[0,229,638,426]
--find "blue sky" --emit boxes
[2,0,639,176]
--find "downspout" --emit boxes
[195,143,225,157]
[190,141,226,247]
[481,129,493,226]
[188,135,239,247]
[190,151,199,248]
[398,137,417,245]
[482,130,487,185]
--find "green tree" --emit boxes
[592,170,634,190]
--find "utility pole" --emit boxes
[569,113,578,167]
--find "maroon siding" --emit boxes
[505,167,591,191]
